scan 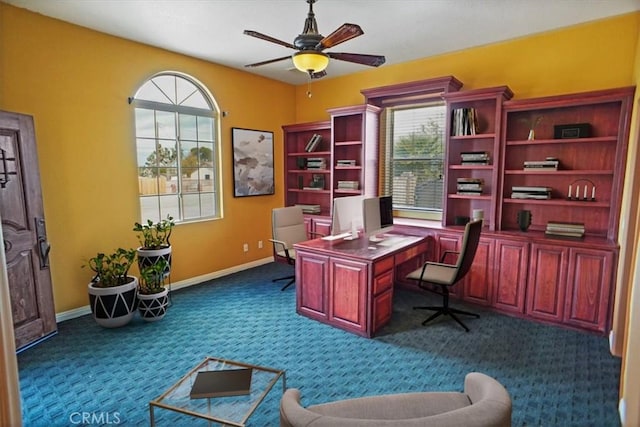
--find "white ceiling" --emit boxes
[6,0,640,85]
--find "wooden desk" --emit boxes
[294,234,430,337]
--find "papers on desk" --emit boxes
[321,232,352,241]
[376,236,408,247]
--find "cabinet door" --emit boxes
[462,237,494,306]
[564,248,614,333]
[328,258,368,335]
[526,243,568,323]
[296,251,329,321]
[493,239,528,314]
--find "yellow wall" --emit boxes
[0,4,295,312]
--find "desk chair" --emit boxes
[406,219,482,332]
[270,206,309,291]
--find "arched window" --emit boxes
[130,72,221,223]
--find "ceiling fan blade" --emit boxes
[310,70,327,79]
[316,23,363,49]
[327,52,386,67]
[245,56,292,68]
[243,30,296,50]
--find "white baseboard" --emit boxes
[56,256,274,323]
[619,398,626,425]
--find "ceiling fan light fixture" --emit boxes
[292,51,329,74]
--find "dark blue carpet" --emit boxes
[18,262,621,426]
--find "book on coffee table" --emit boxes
[190,368,253,399]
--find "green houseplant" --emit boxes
[137,258,170,322]
[84,248,138,328]
[133,215,175,277]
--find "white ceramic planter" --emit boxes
[137,246,172,278]
[137,288,169,322]
[87,276,138,328]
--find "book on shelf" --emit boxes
[457,190,483,195]
[302,186,324,191]
[546,221,585,235]
[511,186,552,192]
[510,192,551,200]
[461,159,490,165]
[511,186,552,200]
[457,177,483,194]
[304,134,323,152]
[460,151,490,164]
[545,230,584,239]
[523,158,560,170]
[337,180,359,190]
[457,178,484,184]
[189,369,252,399]
[546,221,585,230]
[451,107,479,136]
[457,183,483,191]
[306,157,327,169]
[336,159,357,167]
[295,204,321,214]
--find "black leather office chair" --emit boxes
[406,219,482,332]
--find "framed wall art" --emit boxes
[232,127,275,197]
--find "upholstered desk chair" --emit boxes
[270,206,309,291]
[406,219,482,332]
[280,371,512,427]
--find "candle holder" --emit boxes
[567,178,596,202]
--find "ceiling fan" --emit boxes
[243,0,386,79]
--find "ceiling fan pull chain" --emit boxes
[306,79,313,98]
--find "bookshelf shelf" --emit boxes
[283,105,380,235]
[504,169,614,175]
[449,165,494,170]
[500,87,634,240]
[443,86,513,230]
[450,133,496,141]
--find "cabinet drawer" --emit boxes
[373,268,394,295]
[373,256,394,276]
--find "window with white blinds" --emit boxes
[381,101,446,214]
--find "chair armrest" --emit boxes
[440,250,460,263]
[270,238,293,261]
[309,231,326,238]
[270,238,289,250]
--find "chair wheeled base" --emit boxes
[413,283,479,332]
[272,274,295,291]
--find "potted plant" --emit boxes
[84,248,138,328]
[133,215,175,277]
[137,259,170,322]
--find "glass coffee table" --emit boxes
[149,357,286,426]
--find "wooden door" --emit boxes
[0,111,56,351]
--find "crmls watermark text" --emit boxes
[69,412,121,425]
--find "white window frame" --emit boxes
[130,72,222,223]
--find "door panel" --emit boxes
[0,112,56,351]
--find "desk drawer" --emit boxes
[395,241,429,264]
[373,268,394,295]
[373,256,394,276]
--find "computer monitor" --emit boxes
[330,195,365,236]
[363,195,394,241]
